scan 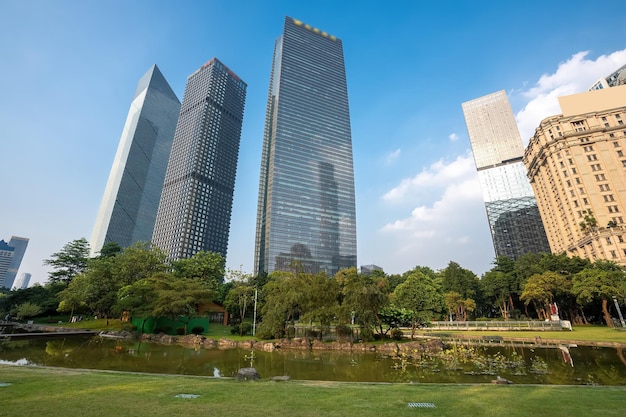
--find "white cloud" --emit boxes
[371,156,492,275]
[382,152,476,203]
[449,133,459,141]
[515,49,626,143]
[384,148,401,165]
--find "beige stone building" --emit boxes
[523,85,626,265]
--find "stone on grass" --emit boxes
[236,367,260,381]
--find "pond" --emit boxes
[1,336,625,385]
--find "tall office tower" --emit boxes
[524,85,626,265]
[90,65,181,257]
[13,273,31,290]
[254,17,357,276]
[0,240,15,288]
[3,236,28,289]
[462,90,550,259]
[589,64,626,91]
[152,58,247,261]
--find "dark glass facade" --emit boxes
[3,236,28,289]
[152,58,247,261]
[254,17,357,276]
[90,65,180,256]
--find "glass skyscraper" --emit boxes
[254,17,357,276]
[462,90,550,259]
[0,236,28,289]
[90,65,180,256]
[152,58,247,261]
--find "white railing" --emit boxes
[423,320,568,331]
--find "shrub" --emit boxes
[191,326,204,335]
[175,327,185,335]
[231,323,253,336]
[121,323,137,332]
[391,328,404,341]
[359,326,374,342]
[335,324,352,339]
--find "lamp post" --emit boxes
[613,296,626,328]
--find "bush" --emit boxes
[335,324,352,339]
[121,323,137,332]
[359,326,374,342]
[175,327,185,335]
[191,326,204,335]
[230,322,253,336]
[391,328,404,341]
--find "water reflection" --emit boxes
[0,337,625,385]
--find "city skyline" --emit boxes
[152,58,247,261]
[90,65,180,257]
[254,17,357,276]
[2,1,626,285]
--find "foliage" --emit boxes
[572,260,626,327]
[391,271,444,339]
[15,301,42,320]
[390,328,404,340]
[520,272,570,320]
[191,325,205,335]
[43,238,90,284]
[172,251,225,290]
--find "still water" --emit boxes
[1,336,625,385]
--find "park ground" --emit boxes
[2,321,626,416]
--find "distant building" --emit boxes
[0,236,28,289]
[13,272,31,290]
[0,240,15,288]
[254,17,357,276]
[524,84,626,265]
[360,265,383,275]
[90,65,181,257]
[589,64,626,91]
[152,58,247,261]
[462,91,550,259]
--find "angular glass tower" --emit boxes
[254,17,357,276]
[0,239,15,289]
[462,90,550,259]
[90,65,180,256]
[2,236,28,289]
[152,58,247,261]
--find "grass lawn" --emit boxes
[0,365,624,417]
[419,325,626,345]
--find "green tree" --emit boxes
[444,291,476,321]
[172,251,225,290]
[257,271,303,339]
[572,260,626,327]
[391,271,444,339]
[15,302,42,320]
[224,282,255,335]
[440,261,480,300]
[43,238,90,284]
[480,270,514,319]
[520,271,571,320]
[112,241,168,286]
[150,274,216,334]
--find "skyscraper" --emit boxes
[254,17,357,276]
[152,58,247,261]
[524,85,626,265]
[0,240,15,289]
[90,65,180,257]
[462,90,550,259]
[13,272,31,290]
[0,236,28,289]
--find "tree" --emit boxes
[15,302,42,320]
[172,251,225,290]
[391,271,444,339]
[257,271,303,339]
[572,261,626,327]
[480,270,514,319]
[520,272,570,320]
[224,282,255,335]
[440,261,480,300]
[150,274,216,334]
[444,291,476,321]
[44,238,90,284]
[112,241,168,286]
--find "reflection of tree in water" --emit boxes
[45,340,73,356]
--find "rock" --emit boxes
[236,367,260,381]
[491,376,514,384]
[218,338,238,349]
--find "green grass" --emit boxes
[0,365,624,417]
[420,325,626,345]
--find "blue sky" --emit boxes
[2,0,626,286]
